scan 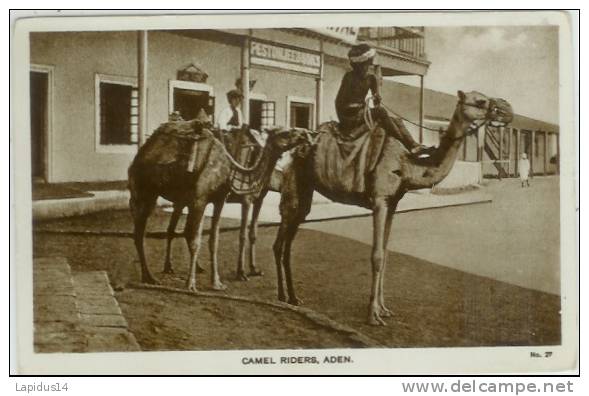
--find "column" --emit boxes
[515,128,520,177]
[315,41,324,129]
[499,127,504,179]
[137,30,148,147]
[543,130,548,175]
[556,132,560,174]
[476,128,483,162]
[507,126,512,176]
[530,130,535,178]
[419,75,424,144]
[241,35,250,124]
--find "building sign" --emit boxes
[250,40,321,76]
[177,63,208,83]
[310,27,359,44]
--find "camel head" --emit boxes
[265,127,310,153]
[456,90,514,130]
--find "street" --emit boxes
[33,177,561,349]
[304,176,561,295]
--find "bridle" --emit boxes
[450,98,501,141]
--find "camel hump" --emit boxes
[313,122,389,195]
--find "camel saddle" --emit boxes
[141,117,213,169]
[313,121,401,195]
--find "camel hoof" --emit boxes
[212,282,227,291]
[236,271,249,281]
[186,279,198,293]
[247,268,264,277]
[379,306,394,318]
[288,297,302,306]
[367,312,387,326]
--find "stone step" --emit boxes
[34,257,141,353]
[72,271,140,352]
[34,257,86,353]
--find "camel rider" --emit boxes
[218,89,244,131]
[335,43,435,158]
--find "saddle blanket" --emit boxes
[313,121,387,194]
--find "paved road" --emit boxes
[303,177,560,295]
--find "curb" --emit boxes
[129,283,382,348]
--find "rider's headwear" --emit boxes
[348,43,376,64]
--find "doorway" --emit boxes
[173,88,214,121]
[288,99,314,129]
[30,70,48,182]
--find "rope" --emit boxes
[160,127,266,174]
[380,102,443,132]
[363,97,376,130]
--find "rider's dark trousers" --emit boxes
[340,106,421,151]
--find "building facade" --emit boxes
[29,27,558,184]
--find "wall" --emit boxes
[30,31,242,182]
[146,31,241,133]
[250,66,317,128]
[433,161,482,190]
[30,31,137,182]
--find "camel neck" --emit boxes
[405,107,471,189]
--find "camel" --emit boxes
[161,128,284,281]
[128,119,308,292]
[272,91,513,325]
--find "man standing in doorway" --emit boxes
[218,89,244,131]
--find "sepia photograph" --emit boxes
[11,10,578,375]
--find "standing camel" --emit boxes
[272,91,513,325]
[128,119,308,292]
[162,128,285,281]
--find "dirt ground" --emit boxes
[34,196,561,350]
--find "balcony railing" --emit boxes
[358,27,426,60]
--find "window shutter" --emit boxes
[261,101,276,129]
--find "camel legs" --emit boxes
[273,204,309,306]
[163,204,205,275]
[273,222,287,302]
[208,200,227,291]
[282,221,302,305]
[377,201,398,318]
[130,194,159,285]
[273,220,302,304]
[163,203,182,274]
[248,197,264,277]
[236,201,252,281]
[185,202,206,292]
[368,198,388,326]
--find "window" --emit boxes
[290,102,313,128]
[99,83,138,145]
[173,88,214,122]
[169,80,215,123]
[287,96,315,129]
[250,99,276,130]
[95,74,138,153]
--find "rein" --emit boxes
[365,96,501,138]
